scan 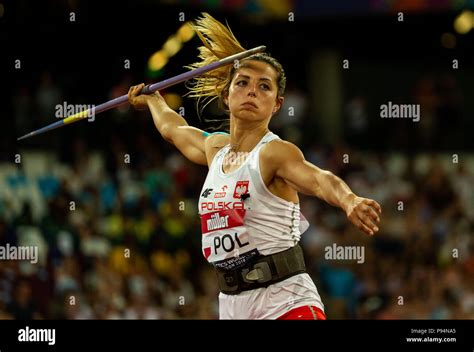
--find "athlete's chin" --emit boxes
[233,110,268,121]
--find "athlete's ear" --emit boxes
[273,96,284,115]
[223,89,229,108]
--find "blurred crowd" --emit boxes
[300,146,474,319]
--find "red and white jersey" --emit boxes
[198,132,324,319]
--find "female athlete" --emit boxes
[128,13,382,320]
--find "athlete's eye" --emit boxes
[260,84,270,91]
[236,80,247,86]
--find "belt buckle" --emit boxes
[242,262,272,284]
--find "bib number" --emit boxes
[201,209,259,270]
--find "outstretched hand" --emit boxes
[344,195,382,236]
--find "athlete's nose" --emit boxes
[247,85,257,97]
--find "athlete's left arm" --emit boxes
[265,140,382,236]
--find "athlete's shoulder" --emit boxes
[261,138,304,162]
[203,131,230,167]
[203,131,230,148]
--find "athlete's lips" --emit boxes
[241,101,258,109]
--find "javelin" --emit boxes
[17,45,266,141]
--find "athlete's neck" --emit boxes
[229,117,269,153]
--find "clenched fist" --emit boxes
[128,83,163,111]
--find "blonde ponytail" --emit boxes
[185,13,246,112]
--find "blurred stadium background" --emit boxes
[0,0,473,319]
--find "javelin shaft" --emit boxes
[17,45,266,141]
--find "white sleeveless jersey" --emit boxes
[198,131,324,319]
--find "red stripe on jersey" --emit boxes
[203,247,211,259]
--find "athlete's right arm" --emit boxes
[128,83,209,165]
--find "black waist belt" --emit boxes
[215,244,306,295]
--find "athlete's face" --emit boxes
[225,60,284,122]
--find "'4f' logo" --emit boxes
[201,188,213,198]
